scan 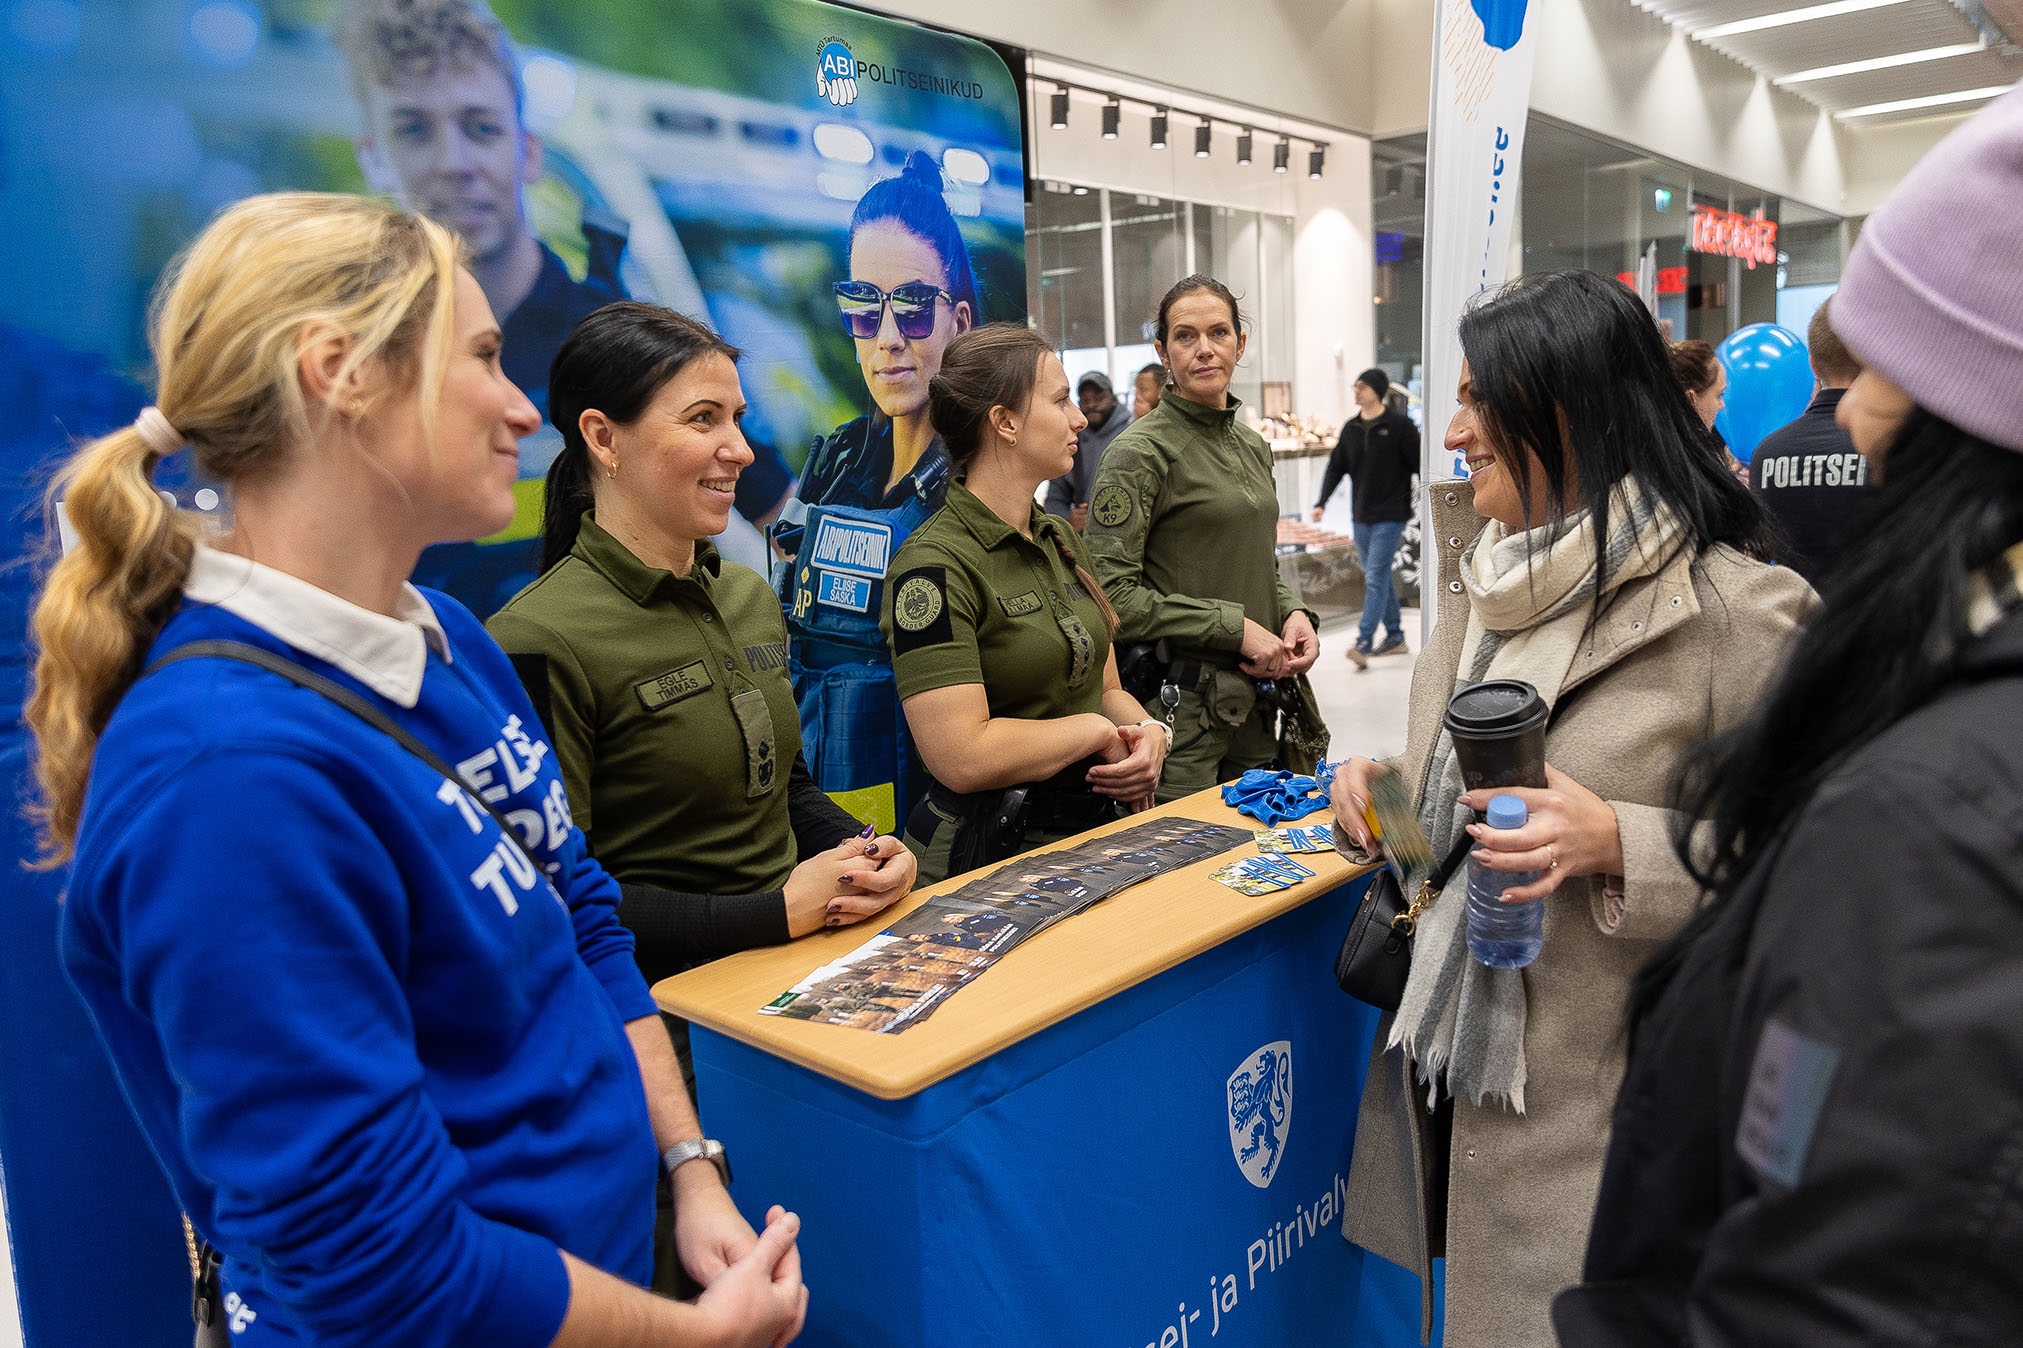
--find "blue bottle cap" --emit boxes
[1485,794,1528,830]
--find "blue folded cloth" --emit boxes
[1220,761,1337,826]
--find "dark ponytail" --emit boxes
[928,323,1120,636]
[541,302,740,573]
[849,150,980,317]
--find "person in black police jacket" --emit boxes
[1749,296,1874,587]
[1555,87,2023,1348]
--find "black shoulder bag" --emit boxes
[1333,830,1475,1012]
[143,639,544,1346]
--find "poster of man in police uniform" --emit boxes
[0,0,1027,617]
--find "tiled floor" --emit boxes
[1309,609,1420,764]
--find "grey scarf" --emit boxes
[1389,479,1680,1111]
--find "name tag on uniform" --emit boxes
[997,589,1042,617]
[635,660,714,711]
[808,516,893,577]
[820,571,872,612]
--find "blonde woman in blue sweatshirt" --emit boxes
[26,194,805,1348]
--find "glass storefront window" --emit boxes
[1028,181,1293,405]
[1375,116,1845,401]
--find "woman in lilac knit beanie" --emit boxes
[1557,84,2023,1348]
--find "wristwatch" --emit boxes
[661,1138,733,1187]
[1135,718,1175,748]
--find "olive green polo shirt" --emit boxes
[881,483,1110,723]
[485,515,800,896]
[1083,390,1308,665]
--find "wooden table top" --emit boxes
[652,788,1374,1101]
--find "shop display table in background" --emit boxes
[655,790,1435,1348]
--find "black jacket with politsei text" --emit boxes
[1749,389,1875,587]
[1555,607,2023,1348]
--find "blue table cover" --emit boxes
[690,875,1443,1346]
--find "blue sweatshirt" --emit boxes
[61,568,660,1348]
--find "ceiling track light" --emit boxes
[1309,145,1325,179]
[1236,129,1253,165]
[1151,108,1168,149]
[1049,85,1069,130]
[1272,138,1290,173]
[1194,118,1212,158]
[1101,96,1119,139]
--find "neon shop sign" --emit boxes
[1690,206,1778,270]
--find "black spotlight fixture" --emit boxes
[1237,129,1253,165]
[1194,118,1212,158]
[1309,145,1326,179]
[1150,108,1168,149]
[1050,85,1069,130]
[1272,138,1290,173]
[1101,96,1120,140]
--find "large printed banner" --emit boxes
[0,3,1023,1343]
[1420,0,1538,489]
[1,0,1025,624]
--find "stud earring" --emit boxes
[606,460,618,479]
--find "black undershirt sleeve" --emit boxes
[616,884,791,979]
[786,750,870,854]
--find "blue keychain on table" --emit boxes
[1222,760,1338,826]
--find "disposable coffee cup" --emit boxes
[1442,679,1549,791]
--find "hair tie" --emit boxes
[132,407,185,458]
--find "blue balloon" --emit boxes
[1713,323,1814,464]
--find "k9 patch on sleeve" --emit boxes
[891,566,953,652]
[1735,1017,1841,1190]
[1090,484,1134,528]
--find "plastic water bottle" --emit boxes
[1466,794,1544,969]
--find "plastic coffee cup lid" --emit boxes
[1443,679,1548,737]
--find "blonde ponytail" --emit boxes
[24,191,460,862]
[27,428,199,861]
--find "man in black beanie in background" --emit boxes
[1314,368,1420,666]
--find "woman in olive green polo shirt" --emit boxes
[487,303,918,991]
[883,324,1170,883]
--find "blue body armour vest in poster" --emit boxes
[775,423,949,835]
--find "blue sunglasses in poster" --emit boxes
[833,280,955,340]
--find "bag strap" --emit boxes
[1389,830,1476,938]
[142,640,538,868]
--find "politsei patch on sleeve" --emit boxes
[1091,484,1134,528]
[891,566,953,652]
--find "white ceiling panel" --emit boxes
[1635,0,2022,122]
[1793,47,2020,106]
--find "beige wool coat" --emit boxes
[1340,480,1815,1347]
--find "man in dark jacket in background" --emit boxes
[1313,368,1419,666]
[1750,298,1872,587]
[1045,371,1133,530]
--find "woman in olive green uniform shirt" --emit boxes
[488,305,918,990]
[1084,275,1327,801]
[882,324,1169,883]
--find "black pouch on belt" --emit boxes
[934,761,1113,875]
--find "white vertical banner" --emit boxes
[1419,0,1539,630]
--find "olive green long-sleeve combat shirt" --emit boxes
[1084,390,1308,665]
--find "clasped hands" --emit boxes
[1330,758,1623,904]
[784,834,917,935]
[1238,612,1320,680]
[1086,718,1169,812]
